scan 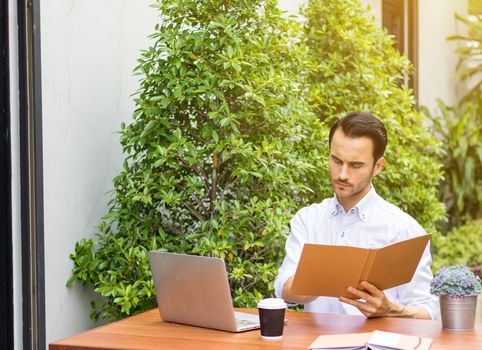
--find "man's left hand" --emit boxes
[338,281,403,318]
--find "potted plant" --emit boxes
[430,265,481,331]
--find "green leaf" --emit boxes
[140,120,157,139]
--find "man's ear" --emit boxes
[373,157,384,177]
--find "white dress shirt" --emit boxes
[274,186,438,320]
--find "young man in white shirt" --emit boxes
[274,111,437,320]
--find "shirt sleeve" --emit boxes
[274,208,310,299]
[395,226,439,320]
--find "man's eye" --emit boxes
[352,164,363,169]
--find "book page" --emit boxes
[368,331,402,347]
[368,330,433,350]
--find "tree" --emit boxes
[303,0,446,231]
[68,0,328,321]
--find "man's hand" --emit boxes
[338,281,431,319]
[339,281,400,317]
[282,276,318,305]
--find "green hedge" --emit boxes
[432,219,482,272]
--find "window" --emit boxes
[382,0,419,105]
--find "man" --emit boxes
[274,111,437,320]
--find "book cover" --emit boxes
[291,234,431,298]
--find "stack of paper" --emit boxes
[308,330,433,350]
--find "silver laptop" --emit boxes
[148,251,260,332]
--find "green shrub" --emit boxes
[422,13,482,227]
[303,0,446,232]
[447,14,482,102]
[422,100,482,227]
[68,0,328,322]
[432,219,482,272]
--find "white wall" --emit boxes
[41,1,157,347]
[418,0,468,113]
[278,0,381,22]
[278,0,303,15]
[9,0,22,348]
[362,0,382,26]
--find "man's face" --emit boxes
[329,129,384,210]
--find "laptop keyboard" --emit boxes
[236,318,259,327]
[234,311,260,330]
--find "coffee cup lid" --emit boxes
[257,298,287,309]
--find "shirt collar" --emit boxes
[330,185,378,222]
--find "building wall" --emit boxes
[277,0,303,15]
[418,0,467,112]
[9,0,22,348]
[40,1,157,347]
[362,0,383,26]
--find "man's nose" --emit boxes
[338,165,349,180]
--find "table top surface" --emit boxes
[49,308,482,350]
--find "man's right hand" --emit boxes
[282,276,318,304]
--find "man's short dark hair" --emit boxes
[329,111,387,161]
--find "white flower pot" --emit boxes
[439,295,478,332]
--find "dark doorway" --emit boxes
[382,0,419,107]
[382,0,404,53]
[18,0,46,348]
[0,0,14,349]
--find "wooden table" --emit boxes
[50,308,482,350]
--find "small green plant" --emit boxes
[430,265,481,297]
[422,100,482,227]
[447,13,482,102]
[431,219,482,272]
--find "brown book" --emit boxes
[308,330,433,350]
[291,234,431,298]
